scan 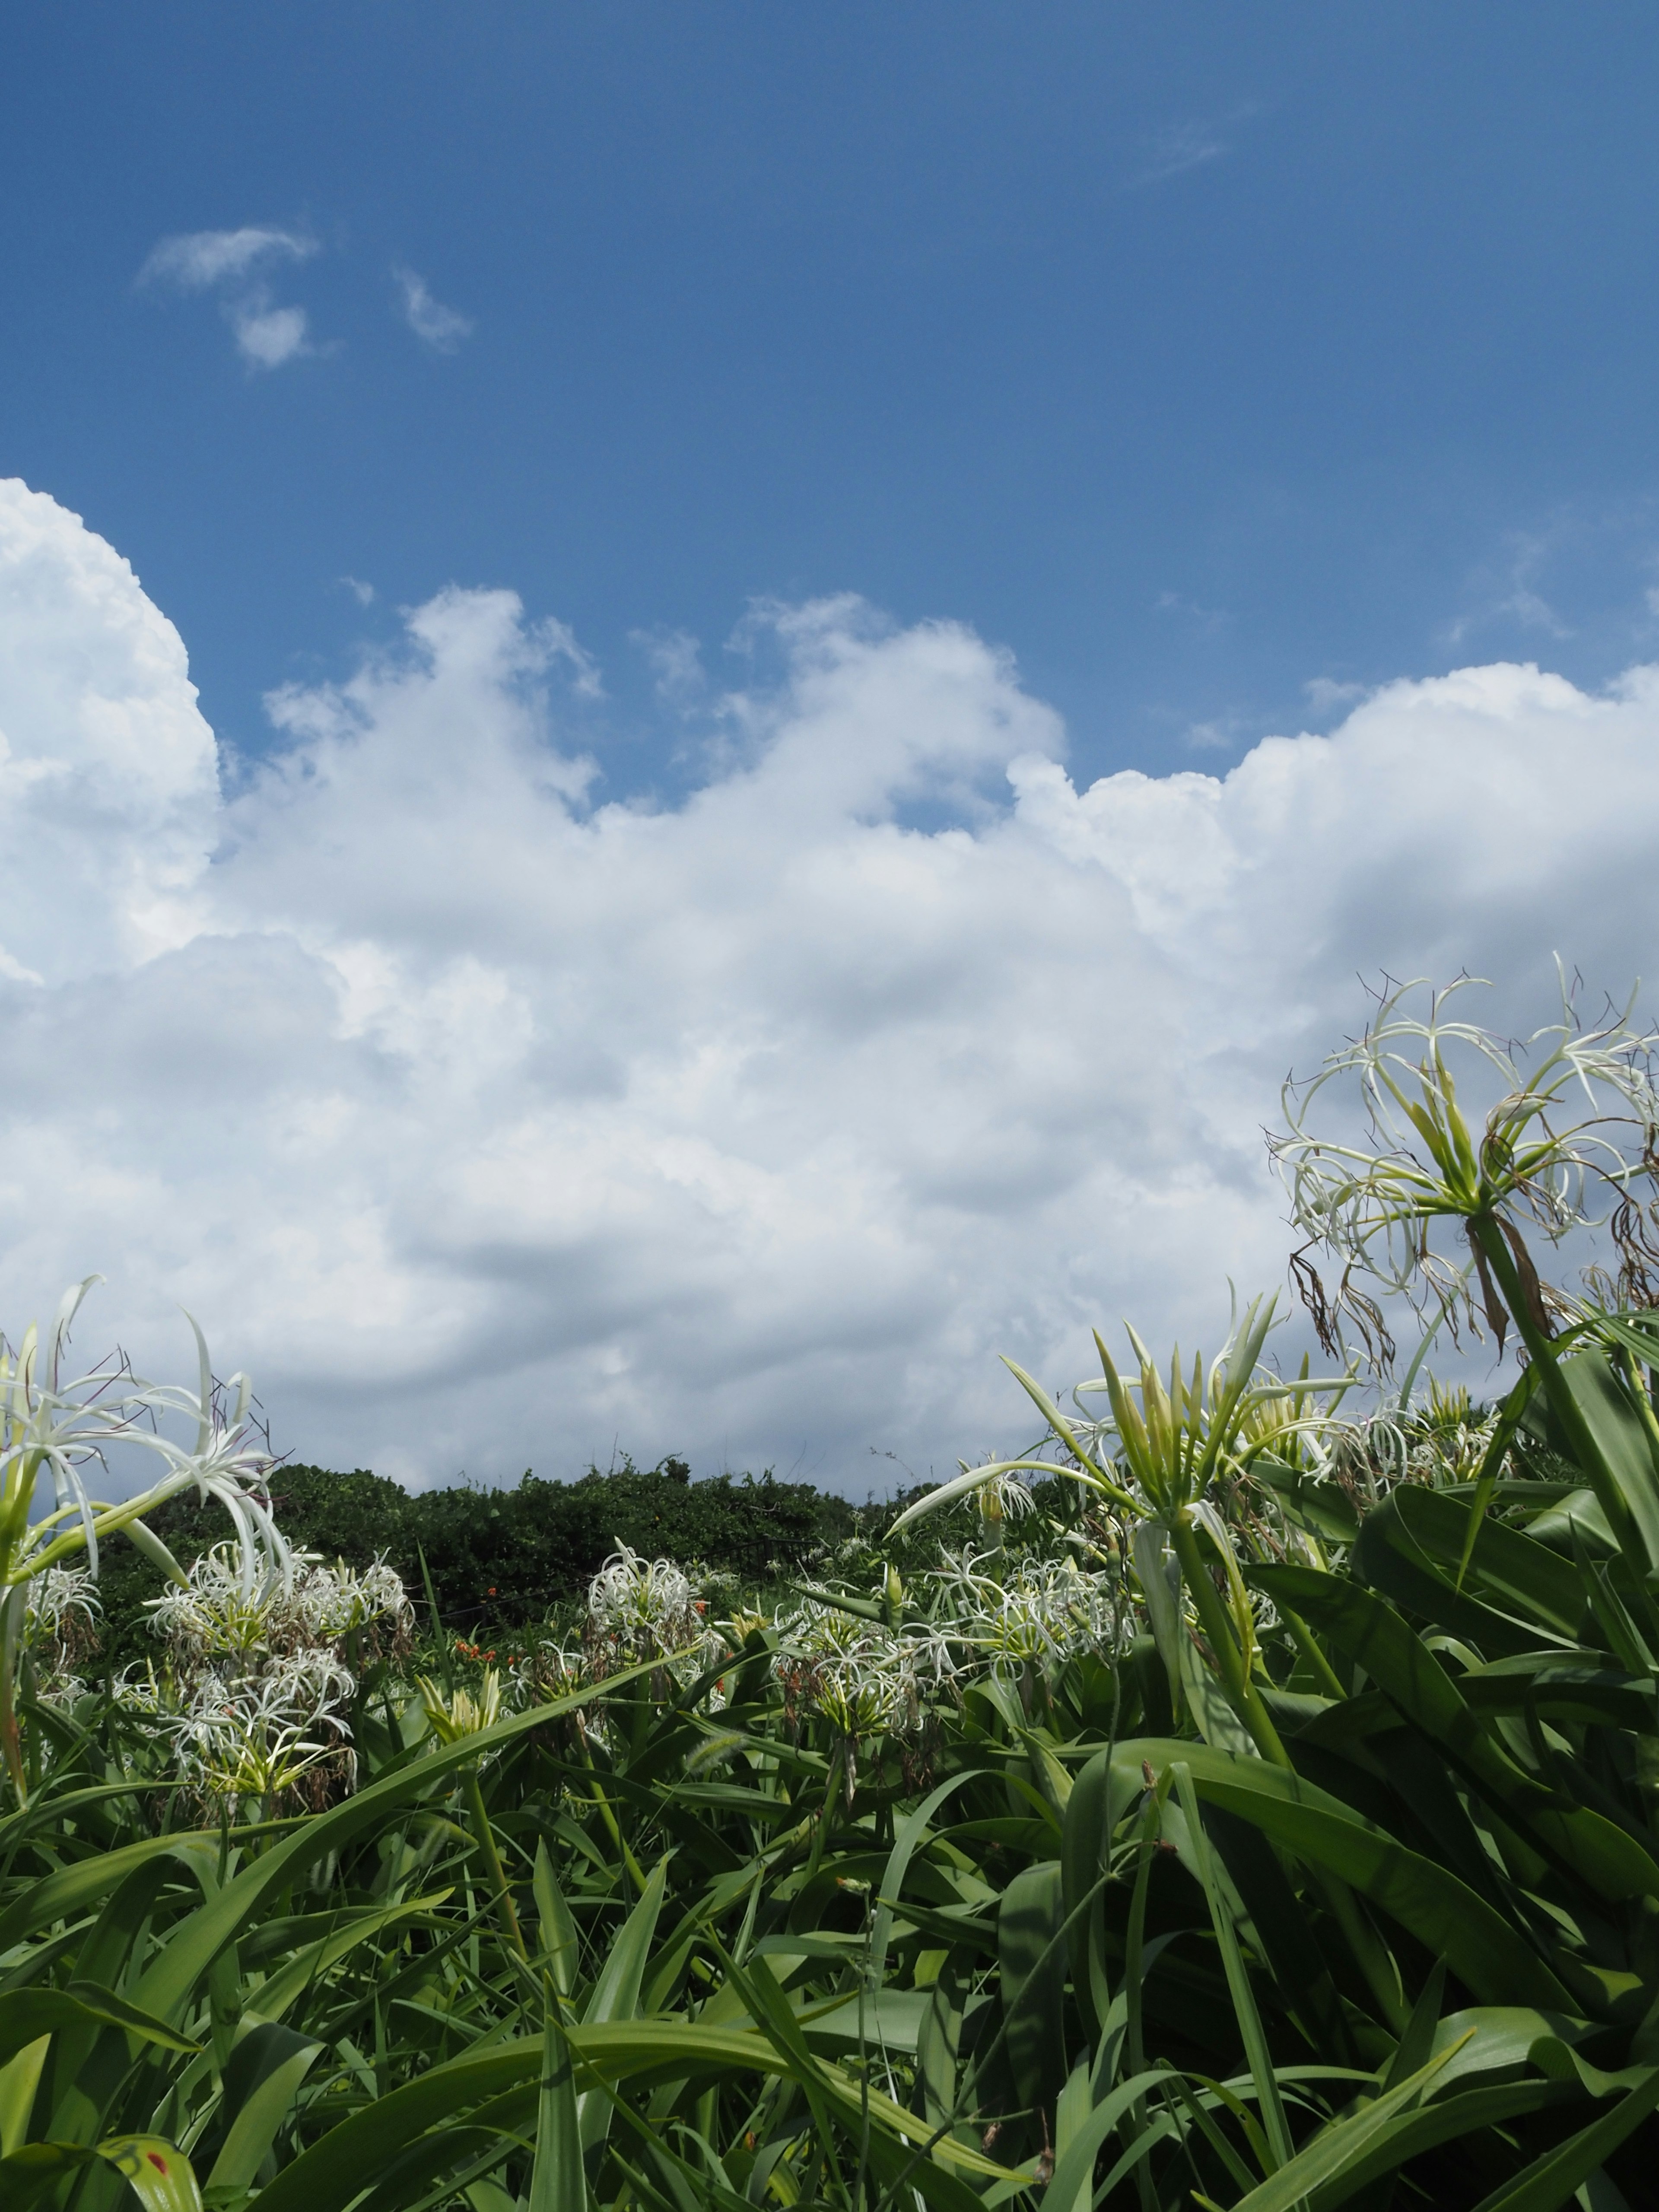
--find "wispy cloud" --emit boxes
[1443,532,1573,648]
[139,225,321,371]
[1135,121,1228,187]
[1184,716,1238,750]
[139,226,316,291]
[632,627,707,708]
[395,266,473,352]
[1156,589,1231,634]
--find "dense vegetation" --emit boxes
[91,1459,861,1665]
[11,976,1659,2210]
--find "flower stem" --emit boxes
[1168,1516,1288,1767]
[1467,1212,1642,1557]
[463,1765,526,1959]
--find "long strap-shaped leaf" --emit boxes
[0,2134,202,2212]
[129,1655,668,2027]
[1255,1564,1659,1906]
[1220,2037,1468,2212]
[530,1994,585,2212]
[1116,1740,1571,2011]
[249,2013,1024,2212]
[1170,1764,1293,2174]
[1463,2066,1659,2212]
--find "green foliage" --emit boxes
[17,982,1659,2208]
[93,1457,860,1665]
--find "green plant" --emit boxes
[13,977,1659,2208]
[0,1281,279,1801]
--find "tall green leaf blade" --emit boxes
[205,2027,323,2193]
[1255,1564,1659,1904]
[531,1842,579,1998]
[130,1658,666,2028]
[1170,1763,1290,2171]
[1464,2067,1659,2212]
[1221,2039,1467,2212]
[0,1984,197,2071]
[998,1861,1068,2115]
[1119,1742,1570,2010]
[530,2000,585,2212]
[97,2135,205,2212]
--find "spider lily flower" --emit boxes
[0,1283,288,1799]
[583,1544,723,1685]
[1273,972,1659,1568]
[1271,971,1659,1354]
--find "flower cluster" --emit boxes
[21,1563,101,1710]
[772,1596,955,1785]
[933,1550,1126,1678]
[582,1544,722,1684]
[121,1546,412,1814]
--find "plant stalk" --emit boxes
[1168,1516,1289,1767]
[463,1764,526,1959]
[1468,1212,1643,1559]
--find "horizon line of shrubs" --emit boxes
[91,1453,877,1665]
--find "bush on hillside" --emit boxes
[92,1454,862,1662]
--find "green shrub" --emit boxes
[93,1455,860,1664]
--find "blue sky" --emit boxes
[8,6,1659,1486]
[10,3,1659,787]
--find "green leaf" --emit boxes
[530,1998,585,2212]
[1554,1351,1659,1573]
[244,1894,451,2025]
[1223,2037,1468,2212]
[0,1982,198,2071]
[98,2135,205,2212]
[1395,1483,1581,1638]
[130,1655,667,2029]
[578,1854,667,2149]
[1117,1741,1570,2010]
[1465,2067,1659,2212]
[1301,2080,1573,2212]
[1255,1563,1659,1906]
[1170,1763,1291,2170]
[532,1842,579,1999]
[1040,2066,1201,2212]
[998,1861,1068,2114]
[205,2024,323,2193]
[0,2136,204,2212]
[1453,1370,1540,1592]
[868,1769,986,1997]
[0,1835,220,1964]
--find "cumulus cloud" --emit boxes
[139,226,320,370]
[1,477,1655,1492]
[394,266,473,352]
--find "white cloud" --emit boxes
[633,627,706,708]
[229,296,311,370]
[1135,122,1228,187]
[140,226,316,291]
[1304,677,1368,714]
[394,266,473,353]
[3,477,1657,1493]
[139,226,320,371]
